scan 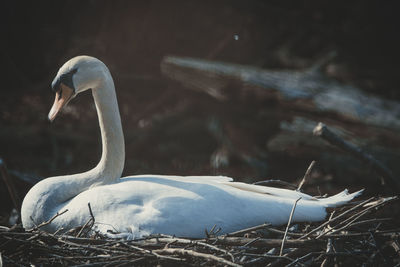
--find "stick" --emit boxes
[280,197,301,256]
[241,237,261,248]
[318,197,396,238]
[313,122,399,190]
[297,161,316,191]
[241,253,296,266]
[29,209,69,231]
[225,223,271,237]
[263,226,304,237]
[207,237,323,249]
[0,158,21,211]
[121,242,182,262]
[75,203,95,237]
[242,253,295,262]
[138,236,235,262]
[75,203,98,238]
[267,248,309,267]
[88,202,95,222]
[320,238,333,267]
[153,248,241,267]
[76,218,93,238]
[285,252,318,267]
[299,197,375,239]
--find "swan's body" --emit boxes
[21,56,361,238]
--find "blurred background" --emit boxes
[1,1,399,222]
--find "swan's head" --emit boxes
[48,56,108,121]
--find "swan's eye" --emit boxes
[51,68,78,93]
[58,88,63,100]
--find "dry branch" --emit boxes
[207,237,324,249]
[161,56,400,131]
[161,56,400,183]
[225,223,271,237]
[313,122,399,190]
[0,158,21,211]
[29,209,69,232]
[297,161,316,191]
[153,248,241,267]
[280,197,301,255]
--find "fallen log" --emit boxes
[161,56,400,131]
[161,56,400,187]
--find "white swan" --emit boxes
[21,56,362,238]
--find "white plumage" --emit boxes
[21,56,362,239]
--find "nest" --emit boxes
[0,196,399,266]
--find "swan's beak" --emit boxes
[48,83,74,122]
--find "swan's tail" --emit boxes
[221,181,363,206]
[317,189,364,207]
[288,189,364,224]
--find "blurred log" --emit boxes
[161,56,400,185]
[161,56,400,131]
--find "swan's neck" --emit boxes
[21,68,125,228]
[92,74,125,183]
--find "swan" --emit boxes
[21,56,362,238]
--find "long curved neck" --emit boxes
[21,67,125,228]
[92,73,125,182]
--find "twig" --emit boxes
[121,242,182,262]
[0,158,21,211]
[286,252,319,267]
[71,259,144,267]
[76,203,95,237]
[29,209,69,231]
[225,223,271,237]
[205,224,221,237]
[299,197,375,239]
[267,248,308,267]
[263,226,303,237]
[297,161,316,191]
[153,248,241,267]
[242,253,295,261]
[76,219,93,238]
[208,237,324,249]
[280,197,301,256]
[318,197,396,238]
[242,253,296,266]
[138,236,236,262]
[197,241,235,262]
[341,217,391,229]
[313,122,399,190]
[87,202,95,222]
[320,238,333,267]
[240,237,261,248]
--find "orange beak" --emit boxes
[48,83,74,122]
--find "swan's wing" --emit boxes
[220,182,317,200]
[186,175,234,183]
[219,181,364,205]
[317,189,364,207]
[124,175,233,183]
[122,175,362,206]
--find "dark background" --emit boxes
[0,1,399,219]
